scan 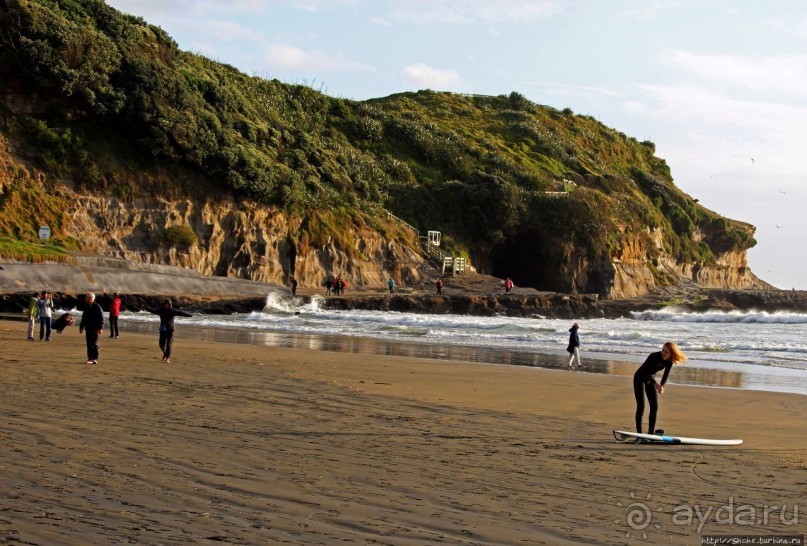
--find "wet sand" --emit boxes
[0,319,804,544]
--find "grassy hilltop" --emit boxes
[0,0,757,294]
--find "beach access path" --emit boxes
[0,320,804,544]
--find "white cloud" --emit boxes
[188,20,266,43]
[613,0,676,22]
[621,83,807,180]
[628,84,807,141]
[266,44,372,72]
[402,63,463,89]
[390,0,558,24]
[663,50,807,96]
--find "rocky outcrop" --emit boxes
[607,231,769,300]
[64,193,428,290]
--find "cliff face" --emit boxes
[0,134,769,298]
[64,192,427,289]
[608,231,769,299]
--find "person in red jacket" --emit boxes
[108,291,122,339]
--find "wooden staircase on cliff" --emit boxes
[385,212,467,275]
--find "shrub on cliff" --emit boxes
[163,225,198,247]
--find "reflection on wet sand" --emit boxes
[123,320,757,391]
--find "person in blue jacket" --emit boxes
[566,323,582,370]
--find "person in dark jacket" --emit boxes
[633,341,687,440]
[79,292,104,364]
[566,323,582,370]
[148,299,192,363]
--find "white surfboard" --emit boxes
[613,430,743,446]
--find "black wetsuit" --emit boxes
[633,351,673,434]
[148,304,192,359]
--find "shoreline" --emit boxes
[118,318,807,396]
[1,319,804,544]
[6,299,807,397]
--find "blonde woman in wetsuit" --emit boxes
[633,341,687,441]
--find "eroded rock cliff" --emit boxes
[64,192,428,289]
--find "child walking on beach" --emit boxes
[148,299,192,363]
[633,341,687,440]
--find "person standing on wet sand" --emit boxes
[566,323,582,370]
[290,276,298,297]
[148,299,192,363]
[37,291,53,341]
[108,291,122,339]
[26,291,40,340]
[79,293,104,364]
[633,341,687,439]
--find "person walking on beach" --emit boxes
[388,278,395,295]
[290,276,298,297]
[108,291,122,339]
[37,291,53,341]
[79,293,104,365]
[566,323,582,370]
[148,299,192,363]
[633,341,687,440]
[26,291,40,340]
[435,279,443,295]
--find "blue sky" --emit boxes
[106,0,807,289]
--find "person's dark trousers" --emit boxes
[633,377,658,434]
[159,329,175,358]
[109,316,119,338]
[85,330,100,361]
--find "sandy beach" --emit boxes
[0,318,804,545]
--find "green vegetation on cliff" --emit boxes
[0,0,756,293]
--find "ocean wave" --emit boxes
[632,310,807,324]
[605,331,644,341]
